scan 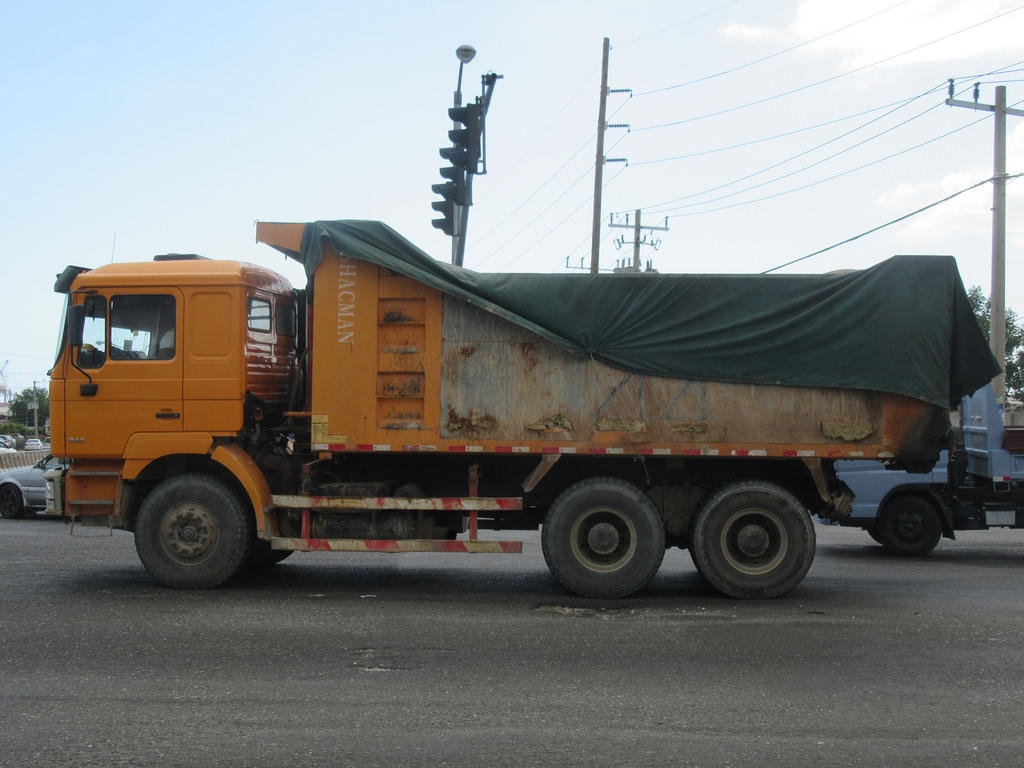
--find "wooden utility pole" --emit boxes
[946,83,1024,405]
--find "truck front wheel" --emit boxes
[542,478,665,599]
[134,475,253,588]
[873,495,941,556]
[690,480,815,599]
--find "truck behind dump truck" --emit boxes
[837,383,1024,555]
[44,220,999,599]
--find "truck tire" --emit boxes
[541,478,665,599]
[690,480,815,599]
[873,495,941,556]
[0,484,25,519]
[134,475,253,588]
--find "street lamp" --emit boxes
[454,45,476,108]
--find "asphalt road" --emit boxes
[2,517,1023,768]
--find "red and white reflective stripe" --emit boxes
[325,443,886,459]
[272,537,523,554]
[271,495,523,511]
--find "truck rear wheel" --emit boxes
[134,475,253,588]
[873,495,941,556]
[690,480,815,599]
[541,478,665,599]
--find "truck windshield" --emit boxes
[50,294,69,373]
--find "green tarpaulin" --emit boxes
[298,220,1000,410]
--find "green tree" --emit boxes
[8,386,49,432]
[967,285,1024,401]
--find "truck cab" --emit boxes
[49,256,299,524]
[837,383,1024,555]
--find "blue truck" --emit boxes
[837,383,1024,555]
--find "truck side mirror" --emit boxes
[68,304,84,348]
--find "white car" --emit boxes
[23,438,44,451]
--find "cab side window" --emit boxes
[110,294,176,360]
[78,294,176,365]
[78,295,107,368]
[248,297,272,332]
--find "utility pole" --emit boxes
[31,380,38,437]
[589,38,630,274]
[590,38,610,275]
[946,82,1024,405]
[609,210,669,271]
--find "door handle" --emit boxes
[155,412,181,420]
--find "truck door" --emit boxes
[64,290,183,458]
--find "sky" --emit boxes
[1,0,1023,398]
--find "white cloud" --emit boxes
[731,1,1023,69]
[877,123,1024,246]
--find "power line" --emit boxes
[473,159,594,269]
[470,85,633,265]
[632,0,913,98]
[475,15,1024,275]
[615,0,741,49]
[762,173,1022,274]
[643,83,1018,220]
[665,111,992,220]
[628,90,940,167]
[630,4,1024,133]
[631,61,1024,171]
[492,163,629,273]
[469,72,600,251]
[646,84,956,215]
[638,82,947,215]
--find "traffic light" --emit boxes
[447,104,481,173]
[431,181,457,236]
[431,102,482,238]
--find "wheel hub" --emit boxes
[735,523,770,558]
[587,522,620,555]
[896,513,923,538]
[164,508,215,559]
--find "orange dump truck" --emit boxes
[46,220,999,598]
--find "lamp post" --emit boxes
[454,45,476,108]
[451,45,476,266]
